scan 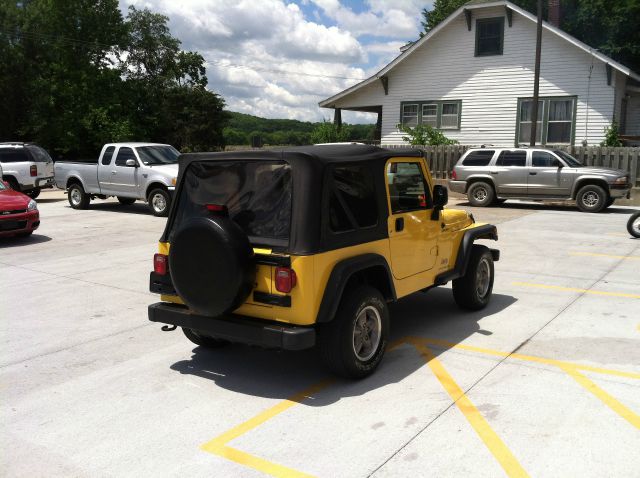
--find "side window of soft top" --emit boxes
[386,161,432,214]
[328,165,378,233]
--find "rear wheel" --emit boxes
[453,245,494,310]
[318,286,389,379]
[467,182,495,207]
[628,212,640,238]
[147,188,170,217]
[26,189,40,199]
[68,183,90,209]
[117,196,136,205]
[576,184,607,213]
[182,328,229,348]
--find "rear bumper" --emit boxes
[448,180,466,194]
[148,302,316,351]
[35,176,55,189]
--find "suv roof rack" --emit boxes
[0,142,26,146]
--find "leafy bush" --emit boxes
[400,124,458,146]
[600,121,623,147]
[310,121,352,144]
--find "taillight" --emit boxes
[154,253,168,275]
[451,169,457,180]
[30,165,37,177]
[206,204,228,216]
[275,267,297,293]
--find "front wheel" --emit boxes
[576,185,607,213]
[148,188,171,217]
[182,328,229,348]
[318,286,389,379]
[467,182,495,207]
[26,189,41,199]
[628,212,640,238]
[453,245,494,310]
[68,183,90,209]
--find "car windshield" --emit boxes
[554,150,584,167]
[136,146,180,165]
[170,161,292,248]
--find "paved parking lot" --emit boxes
[1,190,639,478]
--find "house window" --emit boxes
[441,103,459,129]
[400,100,462,130]
[422,104,437,127]
[401,104,419,127]
[518,100,543,144]
[516,97,576,145]
[476,18,504,56]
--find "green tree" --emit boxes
[600,121,623,147]
[310,122,352,144]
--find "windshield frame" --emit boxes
[136,145,180,166]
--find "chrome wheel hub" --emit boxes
[632,216,640,233]
[70,189,81,205]
[352,305,382,361]
[474,188,487,202]
[152,193,166,213]
[476,257,491,299]
[583,191,599,207]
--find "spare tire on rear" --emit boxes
[169,216,255,317]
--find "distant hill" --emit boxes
[224,111,376,146]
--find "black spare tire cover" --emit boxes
[169,216,255,316]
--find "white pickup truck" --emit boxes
[54,143,180,216]
[0,142,55,199]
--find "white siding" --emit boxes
[331,6,617,146]
[626,95,640,136]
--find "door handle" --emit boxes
[490,171,498,175]
[395,217,404,232]
[529,172,537,175]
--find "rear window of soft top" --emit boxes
[170,160,292,248]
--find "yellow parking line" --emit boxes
[559,365,640,430]
[414,342,530,478]
[201,338,639,477]
[412,337,640,380]
[569,252,640,260]
[512,281,640,299]
[201,379,333,477]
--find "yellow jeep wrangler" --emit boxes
[148,145,499,378]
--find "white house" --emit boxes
[319,0,640,147]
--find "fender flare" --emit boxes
[434,224,499,285]
[66,175,86,191]
[316,253,396,324]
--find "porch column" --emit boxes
[333,108,342,130]
[375,111,382,141]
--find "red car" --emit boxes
[0,180,40,237]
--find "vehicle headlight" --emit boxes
[614,177,628,184]
[171,177,177,186]
[27,199,38,211]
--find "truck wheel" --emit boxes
[26,189,41,199]
[148,188,170,217]
[68,183,90,209]
[182,328,229,348]
[318,286,389,379]
[628,212,640,238]
[453,245,494,310]
[576,185,607,213]
[604,197,615,209]
[117,196,136,205]
[467,182,495,207]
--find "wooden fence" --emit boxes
[384,145,640,186]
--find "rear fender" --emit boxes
[316,254,396,323]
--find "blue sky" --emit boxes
[119,0,431,123]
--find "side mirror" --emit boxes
[433,185,449,208]
[125,159,137,167]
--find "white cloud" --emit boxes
[119,0,425,123]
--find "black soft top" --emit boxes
[164,145,424,254]
[179,144,422,167]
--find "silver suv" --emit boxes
[449,148,632,213]
[0,142,55,199]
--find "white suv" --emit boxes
[0,142,55,199]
